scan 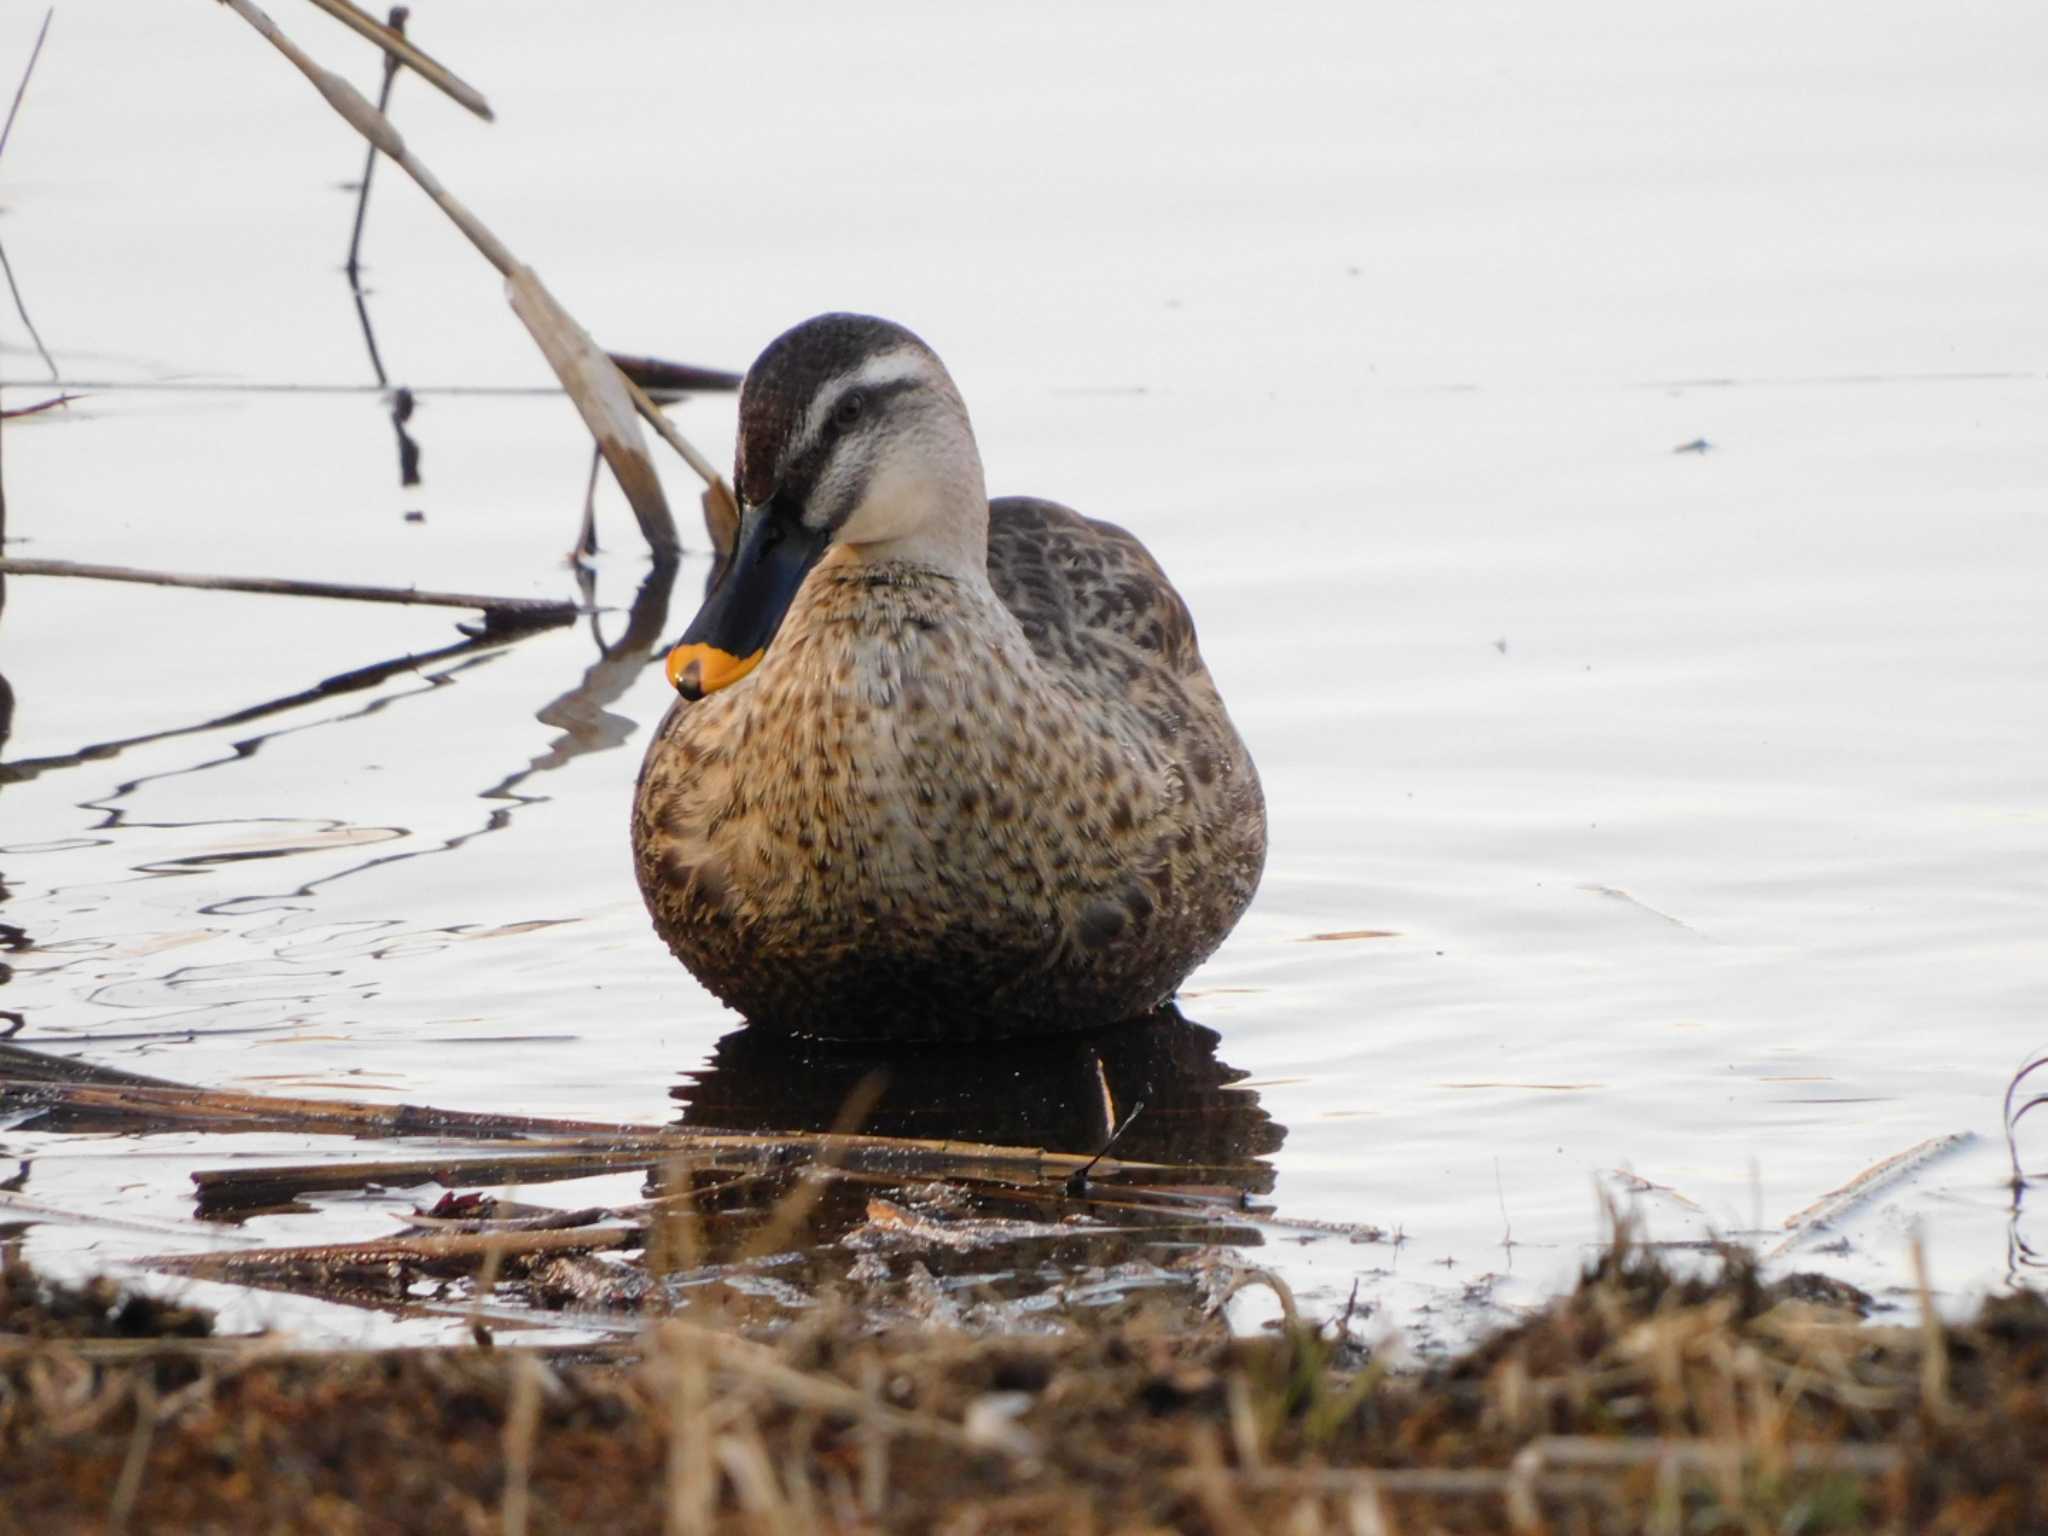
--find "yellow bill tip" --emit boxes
[666,642,764,698]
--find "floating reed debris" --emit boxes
[1771,1131,1974,1259]
[0,556,576,632]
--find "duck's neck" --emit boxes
[834,430,991,585]
[835,516,986,587]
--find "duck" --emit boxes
[631,314,1265,1040]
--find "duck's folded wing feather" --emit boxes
[985,496,1204,680]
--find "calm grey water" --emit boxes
[1,1,2042,1344]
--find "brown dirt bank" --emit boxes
[1,1244,2042,1535]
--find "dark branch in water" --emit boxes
[341,7,423,486]
[0,556,575,630]
[573,444,603,563]
[343,5,407,305]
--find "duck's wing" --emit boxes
[985,496,1205,680]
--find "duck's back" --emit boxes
[982,496,1267,998]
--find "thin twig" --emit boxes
[215,0,724,560]
[0,7,52,165]
[0,556,575,630]
[0,10,59,388]
[344,5,407,293]
[299,0,493,121]
[0,242,57,385]
[1065,1098,1147,1195]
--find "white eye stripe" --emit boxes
[795,348,931,454]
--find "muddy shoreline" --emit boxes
[4,1239,2042,1535]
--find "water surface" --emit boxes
[1,0,2042,1344]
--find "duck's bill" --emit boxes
[665,507,830,700]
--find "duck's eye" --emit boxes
[830,392,865,432]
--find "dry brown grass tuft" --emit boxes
[1,1236,2042,1534]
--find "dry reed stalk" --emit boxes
[642,1155,704,1299]
[857,1356,887,1520]
[663,1325,715,1536]
[737,1072,887,1262]
[655,1318,1005,1457]
[105,1374,158,1535]
[1909,1235,1950,1423]
[299,0,492,119]
[0,555,575,630]
[714,1419,799,1536]
[214,0,735,559]
[1225,1373,1263,1472]
[619,369,741,536]
[499,1354,543,1536]
[1187,1426,1261,1536]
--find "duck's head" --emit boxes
[665,313,988,700]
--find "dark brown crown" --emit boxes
[735,314,937,507]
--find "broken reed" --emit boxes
[215,0,740,562]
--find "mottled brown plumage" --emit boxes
[632,316,1264,1039]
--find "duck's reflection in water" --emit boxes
[670,1006,1283,1196]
